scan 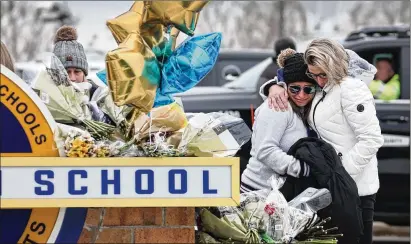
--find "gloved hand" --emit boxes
[88,101,105,122]
[299,161,310,178]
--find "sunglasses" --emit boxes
[306,69,327,79]
[288,85,317,95]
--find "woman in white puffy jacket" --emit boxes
[261,38,384,244]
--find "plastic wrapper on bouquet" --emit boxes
[196,175,340,243]
[178,112,252,157]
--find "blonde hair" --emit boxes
[1,41,15,72]
[304,38,349,85]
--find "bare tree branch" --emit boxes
[0,1,76,62]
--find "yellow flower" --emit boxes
[72,138,84,148]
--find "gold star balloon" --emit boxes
[106,1,145,45]
[143,1,208,36]
[105,32,160,113]
[106,1,183,60]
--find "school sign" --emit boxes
[0,65,240,243]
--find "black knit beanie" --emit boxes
[280,53,316,85]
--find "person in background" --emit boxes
[53,25,113,124]
[53,26,90,84]
[369,54,400,100]
[0,41,15,72]
[241,48,316,193]
[260,37,297,81]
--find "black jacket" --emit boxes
[280,137,363,244]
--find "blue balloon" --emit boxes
[96,69,107,85]
[153,88,174,108]
[152,32,222,108]
[160,32,222,95]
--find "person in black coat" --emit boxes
[280,137,363,244]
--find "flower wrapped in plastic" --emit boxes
[31,53,116,140]
[263,176,340,243]
[54,123,144,158]
[197,175,339,244]
[288,188,332,218]
[90,85,133,126]
[134,101,188,142]
[263,175,292,242]
[64,132,110,158]
[196,190,272,243]
[89,84,138,140]
[178,112,252,157]
[199,208,248,243]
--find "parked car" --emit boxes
[177,25,410,226]
[198,48,272,86]
[14,61,43,86]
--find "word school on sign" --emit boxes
[0,166,232,199]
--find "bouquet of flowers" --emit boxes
[64,131,110,158]
[178,112,252,157]
[31,53,116,140]
[196,176,341,244]
[54,123,144,158]
[89,85,133,127]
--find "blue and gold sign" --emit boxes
[0,66,87,243]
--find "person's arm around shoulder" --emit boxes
[259,77,289,111]
[340,77,384,176]
[254,103,308,178]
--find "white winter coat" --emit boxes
[308,77,384,196]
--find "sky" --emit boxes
[67,1,131,51]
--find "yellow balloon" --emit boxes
[106,1,177,59]
[105,32,160,113]
[106,1,145,45]
[143,1,208,36]
[106,1,189,49]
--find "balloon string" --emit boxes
[149,114,153,145]
[160,25,173,65]
[160,36,169,65]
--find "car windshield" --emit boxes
[223,58,272,90]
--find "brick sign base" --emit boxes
[78,207,195,243]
